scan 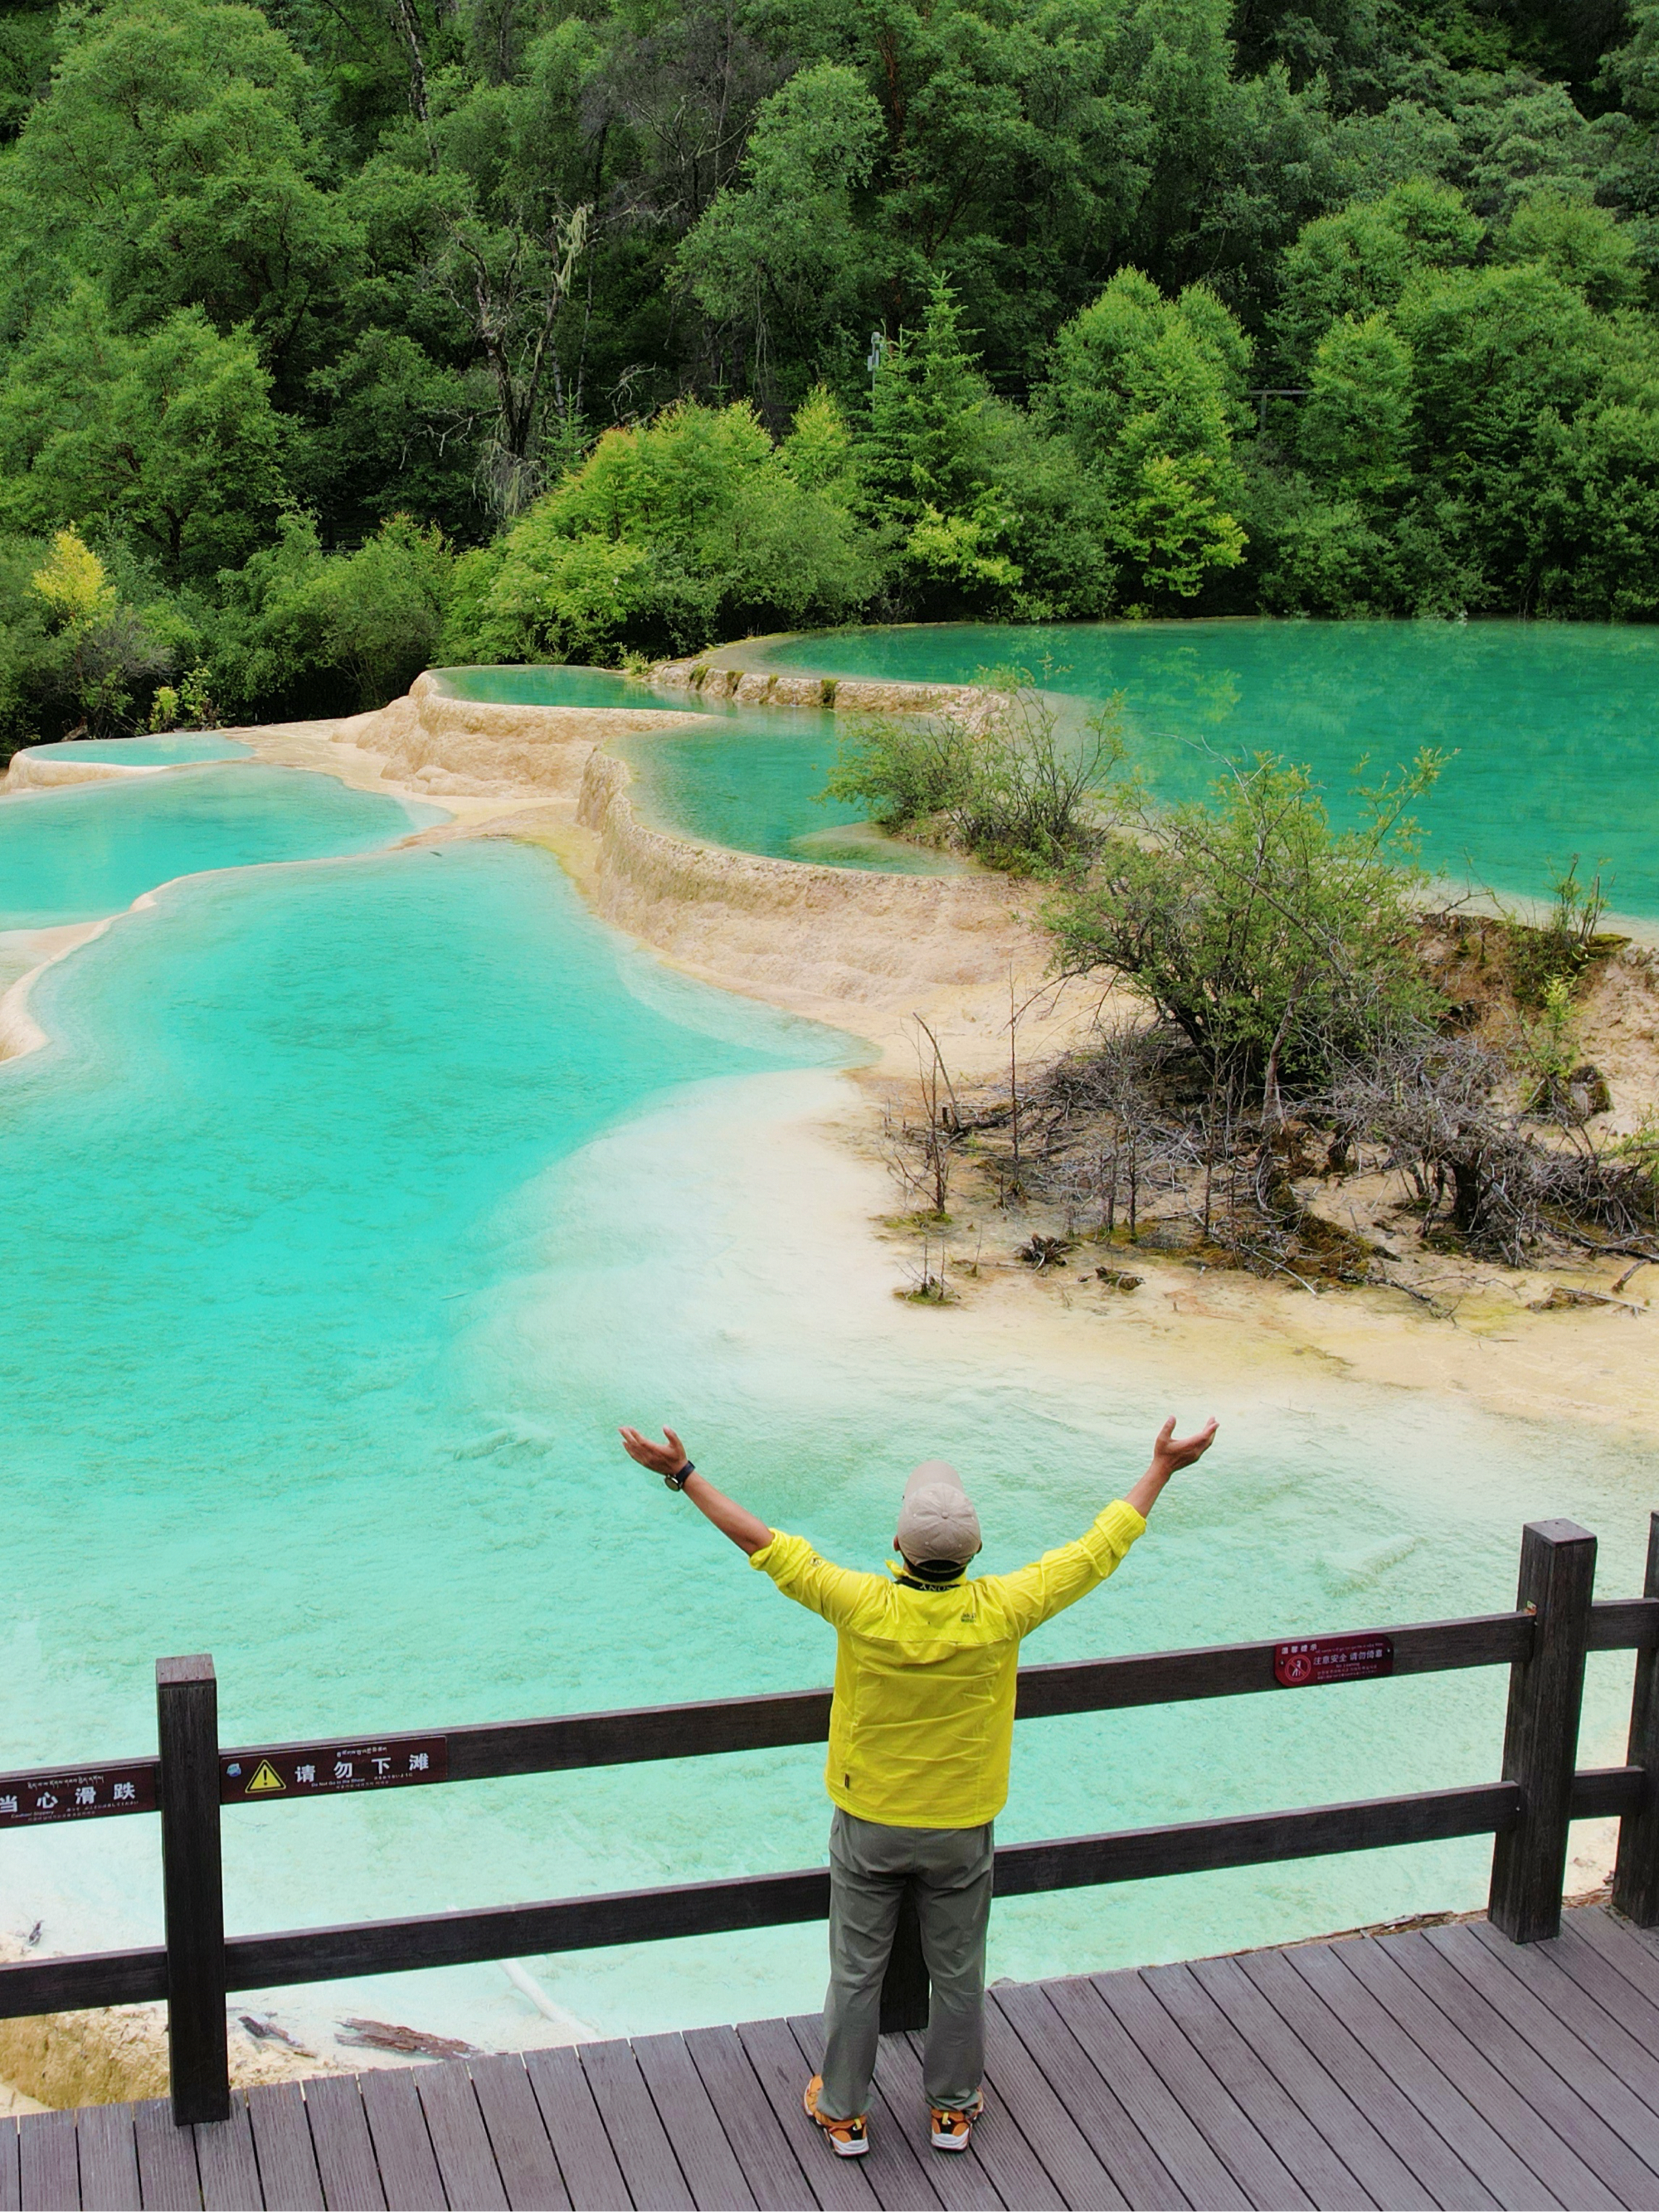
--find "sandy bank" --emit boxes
[336,674,710,802]
[919,1209,1659,1436]
[0,920,111,1062]
[565,749,1060,1038]
[0,1938,348,2110]
[647,650,985,720]
[2,755,166,792]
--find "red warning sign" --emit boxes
[1274,1634,1394,1688]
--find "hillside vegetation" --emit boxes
[4,0,1659,745]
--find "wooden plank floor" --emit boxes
[10,1907,1659,2210]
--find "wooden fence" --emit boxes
[5,1513,1659,2129]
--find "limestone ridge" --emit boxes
[649,655,985,722]
[337,670,705,800]
[336,670,1047,1022]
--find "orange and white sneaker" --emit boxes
[930,2092,985,2151]
[804,2073,869,2157]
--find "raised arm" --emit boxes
[982,1414,1221,1636]
[618,1425,771,1556]
[1122,1416,1219,1519]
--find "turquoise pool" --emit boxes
[437,626,1659,916]
[2,749,1655,2052]
[20,734,254,765]
[0,763,439,930]
[433,664,649,712]
[742,620,1659,921]
[611,711,964,875]
[433,664,957,873]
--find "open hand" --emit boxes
[1151,1416,1218,1475]
[619,1423,689,1476]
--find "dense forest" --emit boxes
[2,0,1658,745]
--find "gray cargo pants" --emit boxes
[818,1808,995,2121]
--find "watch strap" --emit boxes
[664,1460,696,1491]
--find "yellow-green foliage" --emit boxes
[778,385,857,494]
[30,527,113,625]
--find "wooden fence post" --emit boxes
[1613,1511,1659,1926]
[157,1655,229,2124]
[1488,1520,1596,1945]
[878,1888,930,2033]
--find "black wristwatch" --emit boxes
[664,1460,696,1491]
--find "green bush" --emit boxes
[822,713,976,835]
[823,670,1125,874]
[210,513,453,717]
[0,527,174,756]
[441,395,883,665]
[1048,753,1445,1101]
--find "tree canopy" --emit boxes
[4,0,1659,749]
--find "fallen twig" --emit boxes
[1237,1246,1321,1296]
[1380,1272,1457,1320]
[1557,1229,1659,1263]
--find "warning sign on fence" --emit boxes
[0,1764,158,1826]
[219,1737,449,1802]
[1274,1634,1395,1688]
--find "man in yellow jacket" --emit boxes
[618,1412,1218,2160]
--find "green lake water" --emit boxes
[434,664,957,873]
[438,624,1659,916]
[2,732,1656,2051]
[611,711,963,875]
[742,620,1659,922]
[433,664,651,712]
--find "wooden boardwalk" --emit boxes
[11,1905,1659,2210]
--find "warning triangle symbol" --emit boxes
[246,1761,286,1794]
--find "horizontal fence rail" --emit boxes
[1,1765,1643,2024]
[6,1514,1659,2130]
[11,1597,1657,1819]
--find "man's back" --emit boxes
[752,1500,1146,1826]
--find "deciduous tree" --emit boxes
[0,291,288,578]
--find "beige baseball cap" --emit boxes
[895,1459,982,1568]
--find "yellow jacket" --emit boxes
[750,1500,1146,1828]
